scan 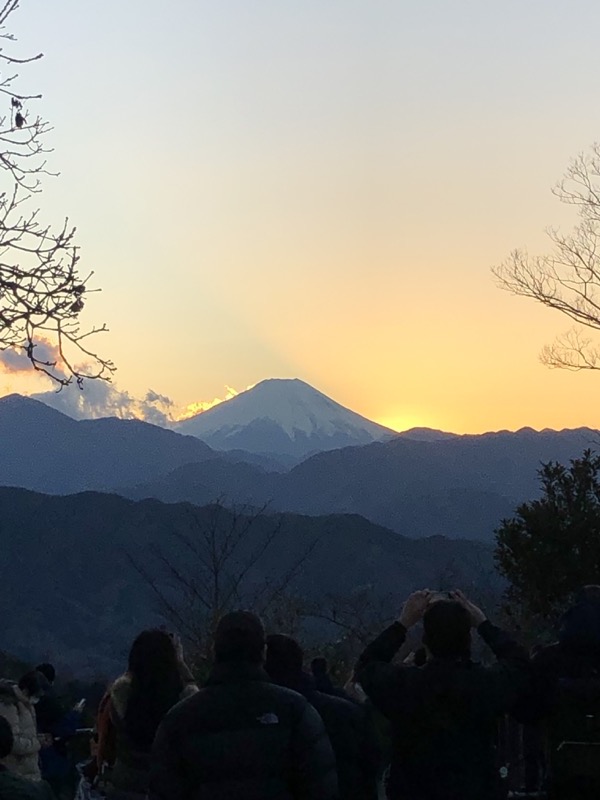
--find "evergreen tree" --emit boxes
[495,449,600,627]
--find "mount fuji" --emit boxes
[175,378,396,458]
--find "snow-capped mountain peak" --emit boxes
[175,378,395,458]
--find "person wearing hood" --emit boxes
[267,635,380,800]
[525,585,600,723]
[0,671,46,782]
[526,586,600,798]
[96,629,197,800]
[534,585,600,680]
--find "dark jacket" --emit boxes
[525,605,600,797]
[0,766,55,800]
[310,663,354,703]
[269,669,379,800]
[36,691,82,782]
[149,661,338,800]
[355,620,529,800]
[520,598,600,725]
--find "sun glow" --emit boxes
[376,413,436,434]
[175,384,255,421]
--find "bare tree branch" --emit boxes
[129,501,317,662]
[493,142,600,372]
[0,1,113,386]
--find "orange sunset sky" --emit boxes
[3,0,600,434]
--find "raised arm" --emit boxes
[355,591,432,714]
[451,590,530,712]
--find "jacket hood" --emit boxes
[109,672,197,719]
[110,674,132,719]
[559,599,600,654]
[0,680,17,703]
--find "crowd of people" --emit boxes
[1,587,600,800]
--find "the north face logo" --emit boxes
[257,712,279,725]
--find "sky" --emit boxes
[3,0,600,433]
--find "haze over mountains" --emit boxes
[2,380,599,670]
[2,382,599,540]
[125,426,600,541]
[0,487,494,674]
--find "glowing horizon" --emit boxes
[3,367,600,439]
[3,1,600,435]
[175,386,244,422]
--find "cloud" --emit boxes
[176,385,243,421]
[145,389,173,407]
[23,375,248,427]
[0,341,66,377]
[140,389,174,426]
[2,343,247,427]
[32,382,176,426]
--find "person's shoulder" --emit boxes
[260,681,319,713]
[206,678,309,711]
[109,673,131,694]
[179,683,198,701]
[266,684,329,730]
[161,679,312,733]
[109,674,131,719]
[311,689,360,718]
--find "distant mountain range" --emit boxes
[175,379,396,458]
[0,487,493,675]
[124,426,600,540]
[5,382,597,674]
[2,388,600,541]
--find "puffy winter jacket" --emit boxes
[149,661,339,800]
[524,596,600,723]
[355,620,530,800]
[0,766,54,800]
[0,682,41,782]
[524,627,600,798]
[269,669,379,800]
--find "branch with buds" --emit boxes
[0,0,113,386]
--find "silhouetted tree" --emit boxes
[129,501,316,668]
[494,143,600,372]
[0,0,113,385]
[495,450,600,630]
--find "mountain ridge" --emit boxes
[124,426,600,541]
[2,391,600,541]
[0,485,495,675]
